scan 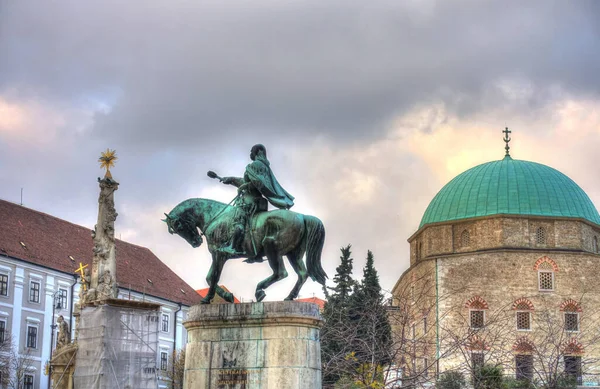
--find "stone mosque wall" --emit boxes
[396,215,600,381]
[410,216,600,264]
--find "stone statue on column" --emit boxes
[87,149,119,302]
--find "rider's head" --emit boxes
[250,144,267,161]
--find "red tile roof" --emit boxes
[0,199,201,306]
[196,286,241,304]
[296,296,326,310]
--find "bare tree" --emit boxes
[0,335,36,389]
[165,348,185,389]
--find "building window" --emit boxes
[0,320,5,343]
[470,310,485,329]
[536,227,546,244]
[423,358,429,378]
[516,311,531,331]
[538,271,554,291]
[0,274,8,296]
[461,229,470,247]
[57,288,68,310]
[594,236,599,253]
[160,351,168,371]
[29,281,40,303]
[24,374,34,389]
[564,313,579,332]
[515,354,533,381]
[423,317,427,334]
[472,352,484,370]
[564,356,582,385]
[26,326,37,349]
[161,313,169,332]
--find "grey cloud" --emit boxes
[2,1,600,150]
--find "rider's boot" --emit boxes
[217,225,245,256]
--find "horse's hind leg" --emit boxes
[284,252,308,301]
[255,236,287,302]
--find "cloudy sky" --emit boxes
[1,1,600,302]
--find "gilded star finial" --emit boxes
[99,149,117,178]
[502,127,512,158]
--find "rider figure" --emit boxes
[218,144,295,256]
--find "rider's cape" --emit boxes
[245,156,295,209]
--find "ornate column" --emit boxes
[86,149,119,302]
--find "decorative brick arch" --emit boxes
[563,339,584,355]
[533,256,559,272]
[512,298,535,311]
[513,337,535,354]
[465,296,489,310]
[560,299,583,312]
[468,335,488,351]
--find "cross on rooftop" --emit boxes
[503,127,512,157]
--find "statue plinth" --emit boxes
[183,301,323,389]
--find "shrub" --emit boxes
[437,371,467,389]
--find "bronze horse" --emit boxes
[164,198,327,304]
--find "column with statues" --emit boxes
[85,149,119,302]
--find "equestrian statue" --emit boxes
[163,144,327,304]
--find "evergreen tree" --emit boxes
[322,245,356,385]
[351,250,393,367]
[331,244,355,301]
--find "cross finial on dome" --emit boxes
[503,127,512,158]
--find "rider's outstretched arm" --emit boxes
[222,177,244,187]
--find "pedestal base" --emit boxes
[184,301,323,389]
[73,299,161,389]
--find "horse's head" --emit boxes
[163,211,203,248]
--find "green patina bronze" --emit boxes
[164,144,327,304]
[420,156,600,228]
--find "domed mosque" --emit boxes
[392,129,600,386]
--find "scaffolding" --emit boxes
[73,303,160,389]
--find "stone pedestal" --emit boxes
[184,301,323,389]
[50,343,78,389]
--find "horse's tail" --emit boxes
[303,215,327,285]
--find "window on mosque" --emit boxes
[0,274,8,296]
[565,313,579,332]
[471,352,485,384]
[470,310,485,329]
[536,227,546,244]
[472,352,484,370]
[461,230,470,247]
[538,271,554,291]
[516,311,531,331]
[515,355,533,381]
[564,356,582,385]
[29,281,40,303]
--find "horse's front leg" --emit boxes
[201,253,227,304]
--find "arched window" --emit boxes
[465,296,488,329]
[536,227,546,245]
[460,230,470,248]
[533,257,559,292]
[513,298,534,331]
[560,299,582,332]
[513,338,535,381]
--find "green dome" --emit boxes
[420,156,600,228]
